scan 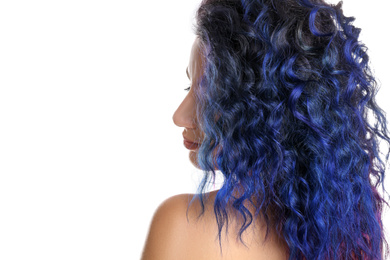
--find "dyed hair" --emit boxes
[190,0,390,259]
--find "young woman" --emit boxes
[142,0,390,259]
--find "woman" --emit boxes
[142,0,390,259]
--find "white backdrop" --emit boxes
[0,1,389,259]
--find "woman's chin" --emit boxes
[189,150,219,170]
[189,150,201,169]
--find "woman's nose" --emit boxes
[172,94,197,129]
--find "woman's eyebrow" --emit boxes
[186,67,190,79]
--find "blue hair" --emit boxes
[190,0,390,259]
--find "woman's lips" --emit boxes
[183,139,200,150]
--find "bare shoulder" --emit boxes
[140,192,214,260]
[140,191,289,260]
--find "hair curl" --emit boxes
[190,0,390,259]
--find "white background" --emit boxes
[0,1,389,259]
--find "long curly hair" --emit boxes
[190,0,390,259]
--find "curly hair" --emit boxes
[190,0,390,259]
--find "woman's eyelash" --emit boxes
[184,85,191,91]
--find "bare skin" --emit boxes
[141,38,289,260]
[141,191,289,260]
